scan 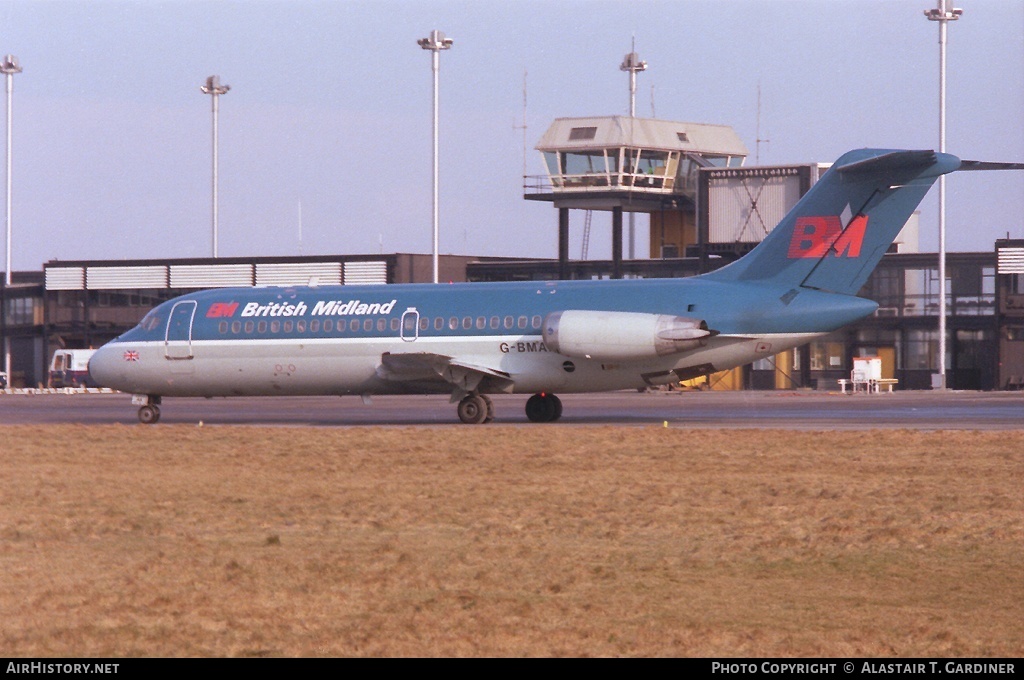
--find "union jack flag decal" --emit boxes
[123,350,139,362]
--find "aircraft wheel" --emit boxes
[457,395,489,425]
[482,395,495,423]
[525,392,561,423]
[138,404,161,425]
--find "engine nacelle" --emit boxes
[542,310,714,361]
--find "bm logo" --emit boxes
[787,215,867,259]
[206,302,239,318]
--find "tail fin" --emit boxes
[704,149,961,295]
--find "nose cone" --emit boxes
[87,343,128,390]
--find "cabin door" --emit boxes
[165,301,197,360]
[400,307,419,342]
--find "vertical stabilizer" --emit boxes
[704,149,961,295]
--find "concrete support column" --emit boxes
[612,206,623,279]
[558,207,569,280]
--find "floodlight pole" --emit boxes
[925,1,961,390]
[620,43,646,260]
[201,76,230,258]
[1,54,20,386]
[418,30,452,284]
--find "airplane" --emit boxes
[87,148,1023,424]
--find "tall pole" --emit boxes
[925,1,961,390]
[201,76,230,258]
[620,42,646,260]
[418,30,453,284]
[1,55,20,386]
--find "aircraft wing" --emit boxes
[377,352,515,400]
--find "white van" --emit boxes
[49,349,98,388]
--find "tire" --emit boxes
[525,393,559,423]
[457,395,488,424]
[138,404,161,425]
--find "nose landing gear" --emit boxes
[133,394,162,425]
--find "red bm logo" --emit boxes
[787,215,868,259]
[206,302,239,318]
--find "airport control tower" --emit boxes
[524,115,748,278]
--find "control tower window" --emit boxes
[568,126,597,141]
[623,149,672,189]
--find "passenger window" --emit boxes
[476,317,486,330]
[490,316,499,329]
[296,320,306,333]
[364,319,373,332]
[517,316,527,329]
[351,319,360,332]
[324,319,333,333]
[377,318,387,332]
[532,315,541,329]
[258,321,267,334]
[419,318,429,331]
[219,321,228,334]
[231,321,241,333]
[271,321,281,333]
[391,318,400,332]
[284,321,293,333]
[310,320,320,333]
[504,316,514,329]
[244,321,255,333]
[435,317,443,331]
[462,317,472,329]
[449,317,458,330]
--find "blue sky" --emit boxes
[0,0,1022,271]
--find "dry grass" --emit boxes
[1,425,1021,657]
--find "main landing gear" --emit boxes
[455,392,562,424]
[525,392,562,423]
[134,395,161,424]
[457,394,495,424]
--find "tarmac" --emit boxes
[2,388,1023,429]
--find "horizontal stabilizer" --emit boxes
[957,160,1024,172]
[835,150,938,174]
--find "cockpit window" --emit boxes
[139,312,162,332]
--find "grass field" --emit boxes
[1,425,1021,657]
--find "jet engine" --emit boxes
[542,310,715,361]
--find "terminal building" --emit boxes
[2,114,1023,392]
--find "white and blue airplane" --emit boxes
[87,149,1022,424]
